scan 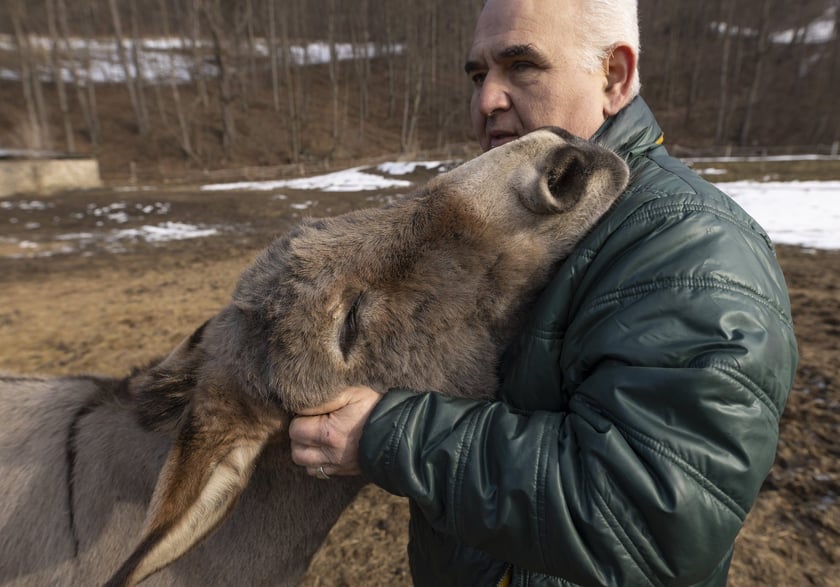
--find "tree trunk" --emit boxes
[828,2,840,145]
[402,66,424,153]
[107,0,149,136]
[128,0,151,129]
[383,2,397,119]
[246,0,258,97]
[280,2,301,163]
[715,0,736,144]
[664,2,681,112]
[739,0,773,146]
[46,0,75,152]
[203,0,237,151]
[58,0,99,146]
[232,2,250,112]
[9,0,51,150]
[400,4,425,155]
[158,0,196,160]
[188,0,209,108]
[268,0,281,112]
[351,0,371,137]
[327,0,341,143]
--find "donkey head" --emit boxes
[106,128,629,586]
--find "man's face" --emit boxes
[466,0,610,151]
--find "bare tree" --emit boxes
[187,0,210,108]
[350,0,371,137]
[107,0,150,136]
[267,0,281,112]
[231,1,252,111]
[45,0,75,152]
[158,0,196,159]
[740,0,774,146]
[280,0,302,163]
[715,1,737,144]
[129,0,154,128]
[662,2,681,112]
[432,1,480,148]
[833,2,840,148]
[327,0,341,143]
[57,0,100,146]
[203,0,238,151]
[682,4,712,128]
[243,0,258,99]
[8,0,51,150]
[2,0,833,169]
[382,1,398,119]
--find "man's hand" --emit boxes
[289,385,382,478]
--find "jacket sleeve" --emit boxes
[358,187,798,586]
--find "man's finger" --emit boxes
[289,414,327,445]
[291,444,329,468]
[294,390,355,417]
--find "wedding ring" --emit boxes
[316,465,330,480]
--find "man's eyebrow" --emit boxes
[498,44,540,60]
[464,44,543,74]
[464,58,483,75]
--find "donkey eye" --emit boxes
[339,293,363,361]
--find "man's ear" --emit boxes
[602,43,637,117]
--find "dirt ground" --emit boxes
[0,178,838,586]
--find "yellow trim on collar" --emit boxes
[497,567,512,587]
[656,133,665,145]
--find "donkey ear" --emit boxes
[128,320,211,433]
[519,144,591,215]
[106,378,287,587]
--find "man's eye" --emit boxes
[512,61,534,71]
[471,72,486,86]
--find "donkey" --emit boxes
[0,128,629,587]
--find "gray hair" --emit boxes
[577,0,642,97]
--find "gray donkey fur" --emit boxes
[0,128,628,587]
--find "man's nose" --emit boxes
[475,73,511,117]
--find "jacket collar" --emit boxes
[590,96,664,160]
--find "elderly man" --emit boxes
[290,1,798,585]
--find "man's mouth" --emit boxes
[488,131,518,149]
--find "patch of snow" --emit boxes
[111,222,218,242]
[714,7,836,45]
[717,180,840,250]
[0,34,405,85]
[1,200,52,211]
[771,7,836,45]
[376,161,445,175]
[202,166,413,192]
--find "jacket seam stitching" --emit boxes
[579,397,748,520]
[625,193,776,249]
[451,407,482,538]
[627,197,739,227]
[587,276,792,328]
[703,360,782,420]
[587,474,664,587]
[528,328,565,341]
[535,414,552,572]
[525,274,790,341]
[620,188,746,230]
[384,397,417,471]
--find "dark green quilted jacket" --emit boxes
[358,97,798,587]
